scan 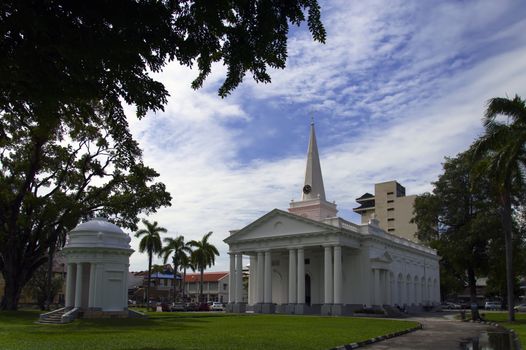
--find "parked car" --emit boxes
[442,302,462,310]
[171,303,186,312]
[185,303,198,311]
[211,302,225,311]
[514,304,526,312]
[198,302,210,311]
[484,301,502,310]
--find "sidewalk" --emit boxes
[363,314,492,349]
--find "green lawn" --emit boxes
[0,310,418,350]
[483,312,526,346]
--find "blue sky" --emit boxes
[126,0,526,272]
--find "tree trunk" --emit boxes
[501,183,515,322]
[200,268,204,303]
[172,263,177,304]
[45,247,55,310]
[467,267,477,304]
[467,267,480,321]
[147,251,152,308]
[182,268,187,302]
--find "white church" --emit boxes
[224,122,440,315]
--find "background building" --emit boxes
[353,181,418,242]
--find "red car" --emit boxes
[198,303,210,311]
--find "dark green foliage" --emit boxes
[0,0,326,118]
[412,152,501,301]
[471,94,526,321]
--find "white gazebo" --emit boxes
[61,217,134,318]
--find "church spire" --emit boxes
[288,120,337,221]
[301,120,326,201]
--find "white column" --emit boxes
[249,256,256,305]
[95,264,104,307]
[264,251,272,303]
[373,269,380,305]
[74,263,84,308]
[288,249,297,304]
[235,253,243,303]
[333,246,342,304]
[324,246,333,304]
[256,252,264,303]
[65,263,76,307]
[228,253,235,303]
[386,272,392,305]
[297,248,305,304]
[88,263,96,308]
[122,265,129,309]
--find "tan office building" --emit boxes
[353,181,418,242]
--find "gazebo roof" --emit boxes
[63,217,132,252]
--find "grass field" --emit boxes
[0,310,418,350]
[483,312,526,346]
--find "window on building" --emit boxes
[388,228,395,232]
[305,259,310,265]
[387,191,394,195]
[387,200,394,203]
[223,283,227,291]
[388,218,395,221]
[387,208,394,211]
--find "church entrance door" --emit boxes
[305,274,311,306]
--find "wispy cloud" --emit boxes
[125,0,526,271]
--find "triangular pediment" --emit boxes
[224,209,338,243]
[370,251,393,263]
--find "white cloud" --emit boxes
[125,0,526,273]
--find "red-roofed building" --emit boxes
[184,272,232,303]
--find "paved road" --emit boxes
[364,314,492,350]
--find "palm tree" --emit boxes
[161,235,192,303]
[135,219,166,308]
[472,94,526,322]
[179,252,195,302]
[189,232,219,303]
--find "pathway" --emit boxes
[364,313,492,349]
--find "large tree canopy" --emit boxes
[0,104,172,310]
[412,152,502,302]
[1,0,326,122]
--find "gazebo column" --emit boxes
[74,263,84,308]
[262,250,274,313]
[295,248,306,314]
[322,246,333,315]
[332,245,343,315]
[88,263,96,309]
[65,263,76,308]
[287,249,297,313]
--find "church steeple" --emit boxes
[302,121,326,201]
[288,120,338,221]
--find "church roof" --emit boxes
[224,208,339,244]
